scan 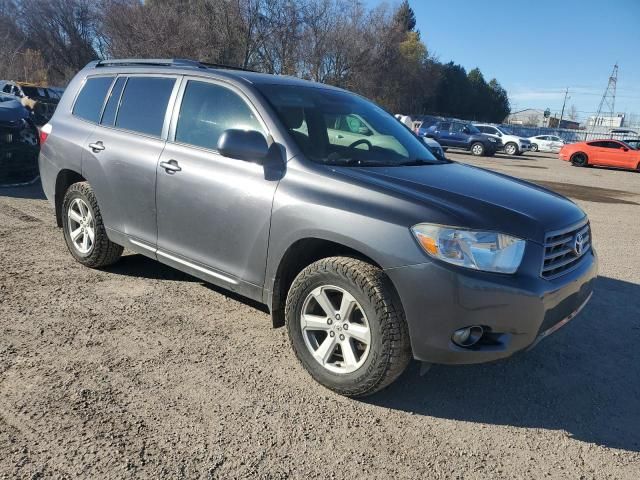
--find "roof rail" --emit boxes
[94,58,255,72]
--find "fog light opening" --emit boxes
[452,326,484,348]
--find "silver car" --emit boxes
[39,59,597,397]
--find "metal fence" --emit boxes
[499,124,640,143]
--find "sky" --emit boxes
[365,0,640,124]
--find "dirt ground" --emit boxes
[1,151,639,479]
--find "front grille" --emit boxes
[541,220,591,279]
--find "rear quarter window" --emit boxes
[73,76,114,123]
[115,77,176,137]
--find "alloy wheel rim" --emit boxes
[506,144,516,155]
[300,285,371,374]
[67,198,95,254]
[473,145,482,155]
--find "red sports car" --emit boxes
[559,139,640,171]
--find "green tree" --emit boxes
[393,0,416,32]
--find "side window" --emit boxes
[439,122,451,131]
[72,76,114,123]
[175,80,264,150]
[588,141,606,147]
[2,84,11,94]
[476,126,487,133]
[451,122,464,133]
[116,77,175,137]
[101,77,126,127]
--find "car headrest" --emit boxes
[280,107,304,129]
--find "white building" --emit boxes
[586,113,625,128]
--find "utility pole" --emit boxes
[557,87,569,129]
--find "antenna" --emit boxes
[590,63,618,134]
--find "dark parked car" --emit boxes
[1,81,61,125]
[426,120,501,156]
[39,59,597,397]
[0,97,39,184]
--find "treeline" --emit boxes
[0,0,510,122]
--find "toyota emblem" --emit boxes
[574,232,585,256]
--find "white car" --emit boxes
[528,135,565,153]
[474,124,532,156]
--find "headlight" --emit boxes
[411,223,526,274]
[487,137,497,142]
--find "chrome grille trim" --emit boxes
[541,218,591,280]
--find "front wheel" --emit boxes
[285,257,412,397]
[530,143,539,152]
[470,142,485,156]
[62,182,123,268]
[504,142,519,156]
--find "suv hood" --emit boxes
[335,162,585,244]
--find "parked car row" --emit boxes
[0,80,62,125]
[0,96,40,184]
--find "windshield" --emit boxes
[497,126,513,135]
[257,84,440,166]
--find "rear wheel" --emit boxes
[571,152,588,167]
[285,257,412,397]
[62,182,123,268]
[504,142,518,156]
[470,142,485,156]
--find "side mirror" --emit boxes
[462,127,470,134]
[623,147,629,151]
[497,132,503,137]
[358,126,372,136]
[217,129,269,162]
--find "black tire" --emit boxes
[504,142,519,156]
[470,142,485,156]
[571,152,588,167]
[285,257,412,397]
[61,182,123,268]
[531,143,539,152]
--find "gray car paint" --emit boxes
[39,61,597,364]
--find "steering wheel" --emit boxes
[347,139,373,150]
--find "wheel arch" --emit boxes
[268,237,394,328]
[54,169,86,227]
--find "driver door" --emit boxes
[155,78,279,295]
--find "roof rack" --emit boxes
[94,58,255,72]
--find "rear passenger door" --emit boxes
[83,75,179,250]
[155,78,279,297]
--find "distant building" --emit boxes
[505,109,548,127]
[548,117,580,130]
[507,109,581,130]
[586,113,625,128]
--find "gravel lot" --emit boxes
[1,151,639,479]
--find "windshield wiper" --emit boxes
[396,159,439,166]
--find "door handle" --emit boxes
[89,141,105,152]
[159,159,182,173]
[337,134,344,139]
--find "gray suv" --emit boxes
[39,59,597,397]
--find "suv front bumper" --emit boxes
[385,245,598,364]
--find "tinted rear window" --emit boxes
[115,77,175,137]
[73,77,114,123]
